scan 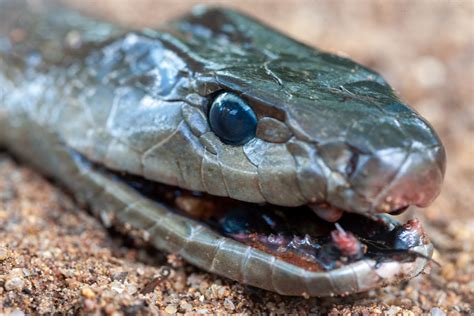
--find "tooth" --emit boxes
[331,223,363,258]
[309,204,343,222]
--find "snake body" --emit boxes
[0,1,445,296]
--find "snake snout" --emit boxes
[366,144,446,213]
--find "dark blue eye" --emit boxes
[209,92,257,145]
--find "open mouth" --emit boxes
[100,166,430,273]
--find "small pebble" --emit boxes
[456,253,470,269]
[81,287,96,299]
[164,304,177,314]
[83,299,96,312]
[111,271,128,282]
[386,306,402,316]
[110,280,125,294]
[224,298,235,311]
[104,303,116,315]
[431,307,446,316]
[0,247,8,261]
[4,277,24,291]
[413,56,446,88]
[179,300,193,312]
[441,263,456,280]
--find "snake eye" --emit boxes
[209,92,257,145]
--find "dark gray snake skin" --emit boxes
[0,1,445,296]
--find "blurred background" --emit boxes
[1,0,473,314]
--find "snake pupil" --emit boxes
[209,92,257,145]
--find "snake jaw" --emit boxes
[92,158,431,274]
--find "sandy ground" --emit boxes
[1,0,473,314]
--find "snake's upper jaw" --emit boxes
[342,143,446,217]
[293,141,446,222]
[371,144,446,214]
[291,109,446,218]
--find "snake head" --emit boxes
[165,6,446,219]
[196,80,446,219]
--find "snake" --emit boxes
[0,0,446,297]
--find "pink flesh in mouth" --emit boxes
[309,204,344,222]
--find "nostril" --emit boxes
[345,151,359,178]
